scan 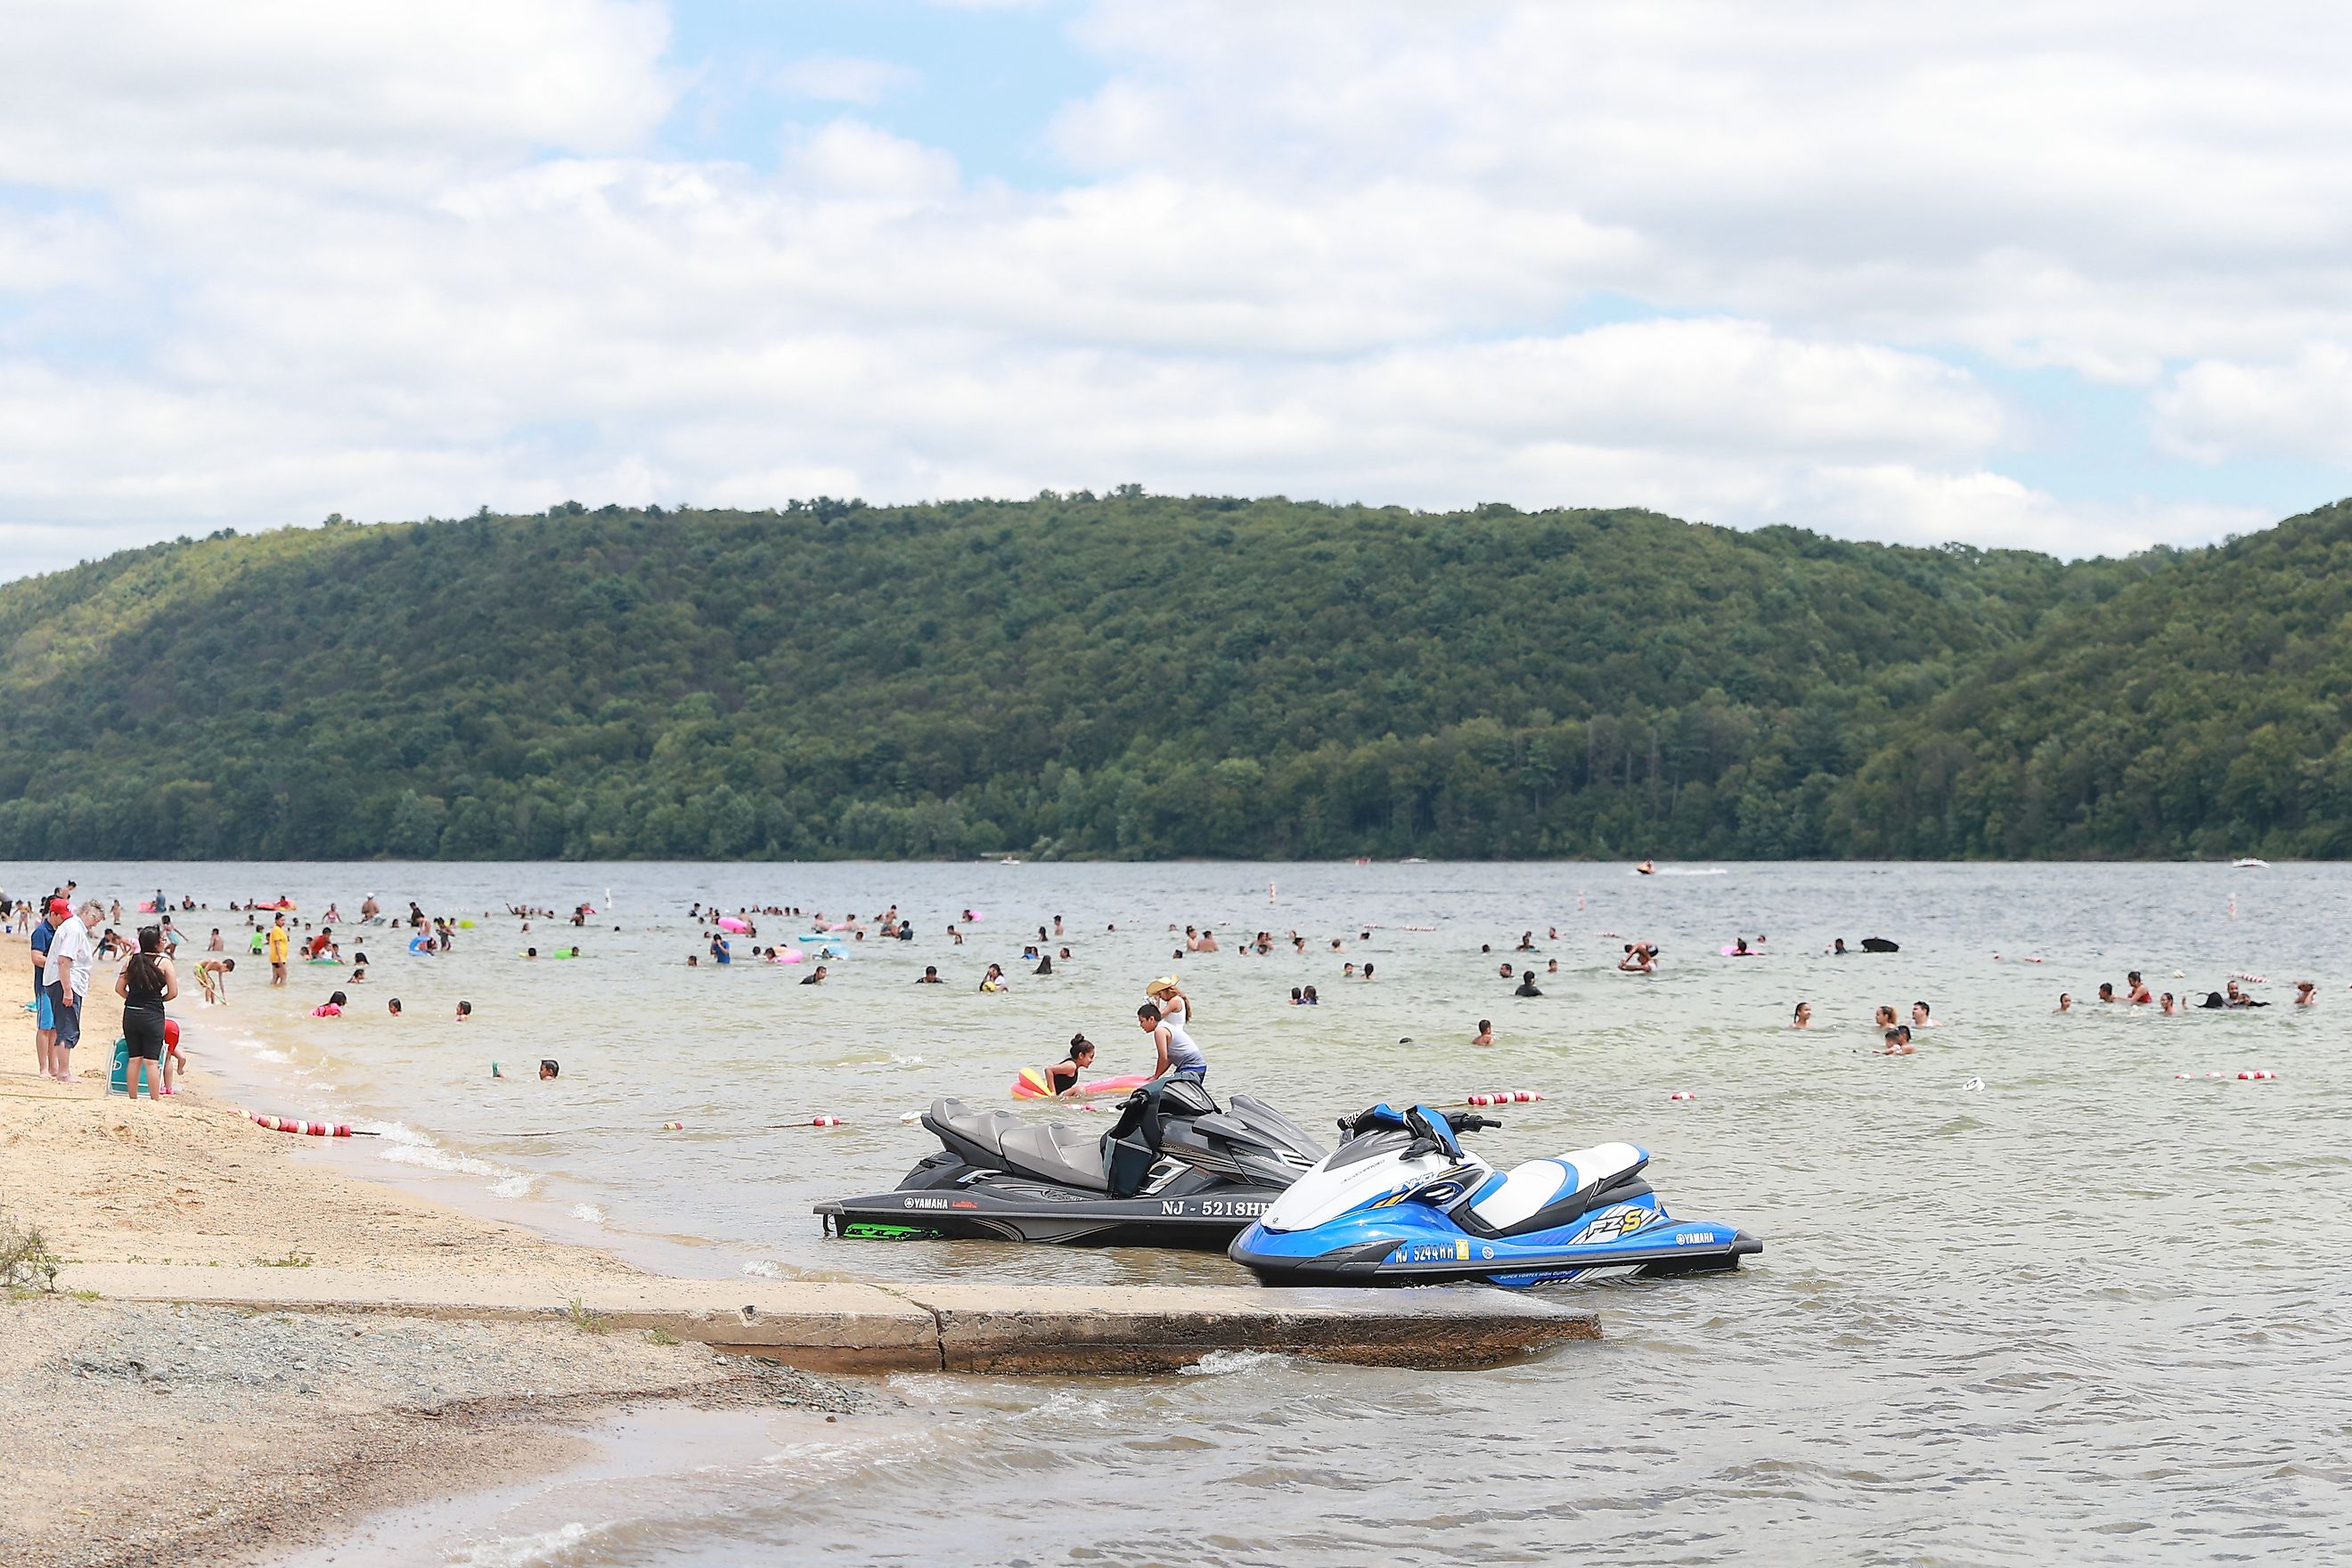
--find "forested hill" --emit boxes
[0,494,2345,862]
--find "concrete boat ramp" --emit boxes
[62,1265,1598,1374]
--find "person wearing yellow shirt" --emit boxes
[266,915,291,987]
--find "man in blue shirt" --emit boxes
[29,898,58,1076]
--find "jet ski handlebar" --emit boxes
[1336,1104,1503,1139]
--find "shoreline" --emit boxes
[1,927,1594,1564]
[0,929,877,1567]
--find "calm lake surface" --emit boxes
[16,859,2350,1565]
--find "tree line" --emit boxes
[1,492,2345,861]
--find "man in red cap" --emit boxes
[45,898,100,1080]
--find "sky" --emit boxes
[5,0,2352,579]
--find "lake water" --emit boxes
[14,859,2351,1564]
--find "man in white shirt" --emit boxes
[46,899,100,1081]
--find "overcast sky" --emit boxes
[5,0,2350,579]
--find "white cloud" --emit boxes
[774,53,918,106]
[2,0,2348,577]
[2155,345,2352,465]
[0,0,674,192]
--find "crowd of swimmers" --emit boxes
[15,874,2336,1104]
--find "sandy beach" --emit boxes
[0,931,868,1567]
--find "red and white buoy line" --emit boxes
[246,1111,376,1138]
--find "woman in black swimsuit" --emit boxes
[1046,1035,1096,1095]
[114,927,178,1102]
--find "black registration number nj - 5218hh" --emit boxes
[1162,1198,1269,1218]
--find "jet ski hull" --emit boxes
[818,1171,1286,1247]
[1229,1201,1761,1287]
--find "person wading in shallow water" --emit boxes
[1139,1000,1207,1082]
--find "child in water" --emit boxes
[1046,1035,1096,1094]
[1473,1019,1494,1046]
[195,956,235,1004]
[312,990,347,1017]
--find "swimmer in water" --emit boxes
[980,963,1009,992]
[1791,1001,1811,1029]
[2160,992,2176,1014]
[455,1000,472,1022]
[539,1058,559,1080]
[1877,1028,1914,1056]
[800,964,829,985]
[915,966,943,984]
[1617,943,1658,974]
[1342,962,1357,978]
[2055,992,2071,1012]
[1874,1004,1897,1031]
[2096,983,2117,1003]
[1300,984,1319,1005]
[1473,1019,1493,1046]
[388,998,403,1017]
[1498,962,1515,979]
[1910,1000,1935,1028]
[1830,937,1848,955]
[312,989,347,1017]
[2127,971,2152,1004]
[1513,972,1542,998]
[1045,1035,1096,1095]
[2296,980,2317,1006]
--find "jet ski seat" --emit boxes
[996,1123,1111,1192]
[924,1098,1026,1166]
[1464,1142,1650,1237]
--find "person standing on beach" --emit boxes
[266,913,290,986]
[115,927,176,1102]
[47,900,100,1082]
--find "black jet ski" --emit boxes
[815,1078,1327,1247]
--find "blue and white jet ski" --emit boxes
[1229,1103,1760,1287]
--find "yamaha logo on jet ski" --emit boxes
[1229,1101,1760,1288]
[816,1079,1327,1249]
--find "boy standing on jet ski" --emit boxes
[1139,1000,1208,1081]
